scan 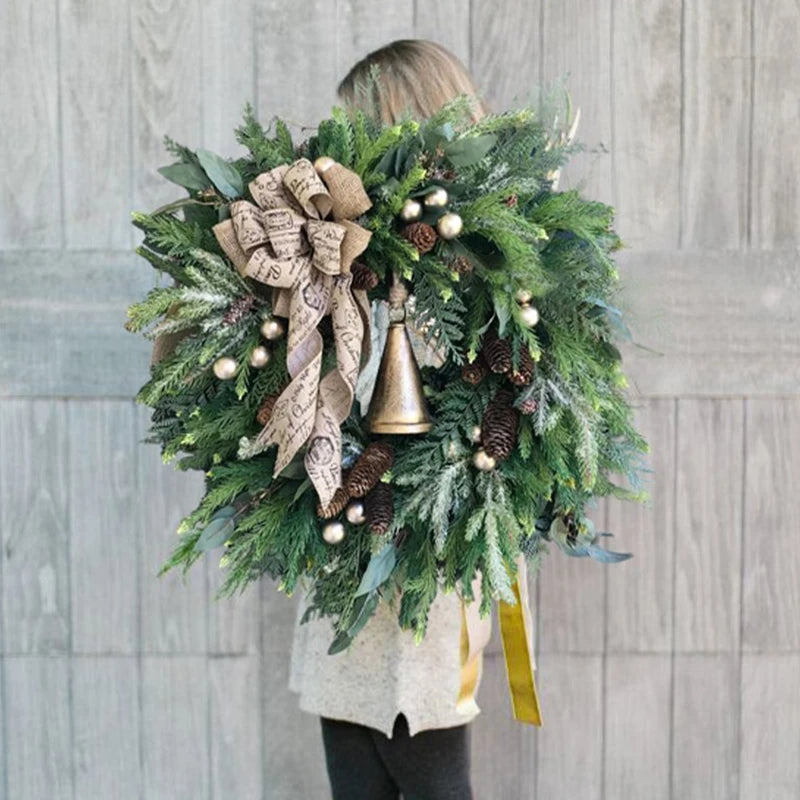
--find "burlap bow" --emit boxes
[212,158,373,507]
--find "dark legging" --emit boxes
[320,713,473,800]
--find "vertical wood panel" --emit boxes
[674,398,743,652]
[535,654,603,800]
[742,398,800,651]
[207,564,260,655]
[471,0,541,110]
[136,407,207,653]
[69,401,138,653]
[750,0,800,247]
[741,654,800,800]
[60,0,131,249]
[413,0,471,65]
[209,656,262,800]
[132,0,203,218]
[606,399,675,653]
[0,400,70,654]
[541,0,613,202]
[604,654,671,799]
[141,655,209,800]
[72,657,141,799]
[611,0,682,248]
[672,654,739,800]
[5,657,72,800]
[681,0,751,247]
[0,1,61,248]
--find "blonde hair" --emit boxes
[337,39,489,125]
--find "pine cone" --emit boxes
[365,482,393,535]
[509,347,535,386]
[402,222,437,254]
[461,354,488,386]
[351,261,380,291]
[222,295,256,325]
[504,194,518,208]
[316,486,350,519]
[449,255,473,274]
[519,395,538,415]
[481,388,520,461]
[256,393,279,426]
[345,442,395,497]
[482,334,512,374]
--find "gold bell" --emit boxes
[367,279,433,434]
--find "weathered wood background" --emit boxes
[1,0,798,797]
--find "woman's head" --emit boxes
[337,39,488,125]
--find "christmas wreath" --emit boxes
[127,95,648,659]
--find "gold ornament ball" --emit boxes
[399,198,423,222]
[213,356,237,380]
[314,155,336,174]
[468,425,482,443]
[436,212,463,240]
[248,345,271,368]
[260,318,285,340]
[519,303,540,328]
[424,187,449,207]
[345,500,366,525]
[473,448,496,471]
[515,288,533,305]
[322,521,346,545]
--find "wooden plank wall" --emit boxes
[1,1,798,798]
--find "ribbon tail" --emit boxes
[498,559,542,726]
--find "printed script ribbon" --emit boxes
[212,158,373,507]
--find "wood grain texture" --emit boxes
[69,400,138,653]
[611,0,682,249]
[740,654,800,800]
[681,0,751,247]
[4,656,72,800]
[200,0,256,155]
[674,398,743,652]
[141,655,209,800]
[471,653,538,799]
[72,657,141,799]
[541,0,613,202]
[209,655,262,800]
[136,405,207,653]
[750,0,800,247]
[535,653,603,800]
[471,0,542,111]
[59,0,131,249]
[0,1,61,248]
[742,397,800,651]
[207,561,260,655]
[132,0,203,220]
[604,654,671,799]
[0,400,70,654]
[606,399,675,653]
[672,654,739,800]
[413,0,471,66]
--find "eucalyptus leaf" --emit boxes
[354,543,396,597]
[196,149,244,198]
[157,162,209,192]
[292,478,312,504]
[194,514,235,553]
[444,134,497,167]
[327,590,380,654]
[493,298,511,337]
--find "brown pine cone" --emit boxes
[519,394,538,415]
[316,486,350,519]
[256,393,280,426]
[365,482,393,535]
[461,354,489,386]
[481,388,520,461]
[402,222,437,254]
[504,194,518,208]
[351,261,380,291]
[482,333,512,374]
[345,442,395,497]
[222,295,256,325]
[449,255,473,274]
[509,347,535,386]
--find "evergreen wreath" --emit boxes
[127,92,649,652]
